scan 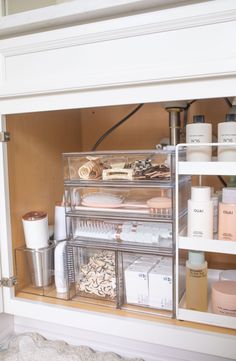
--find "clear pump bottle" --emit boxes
[186,251,208,311]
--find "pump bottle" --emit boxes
[218,187,236,241]
[186,115,212,161]
[187,186,213,240]
[218,113,236,161]
[186,251,208,311]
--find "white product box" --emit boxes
[148,265,172,310]
[125,263,153,305]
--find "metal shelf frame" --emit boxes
[175,142,236,330]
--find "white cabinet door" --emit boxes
[0,115,13,314]
[0,255,3,313]
[0,117,5,314]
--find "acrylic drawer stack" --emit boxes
[63,150,189,317]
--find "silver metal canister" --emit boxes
[26,244,54,287]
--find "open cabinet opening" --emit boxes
[5,97,236,332]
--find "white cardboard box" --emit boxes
[125,263,154,305]
[148,265,172,310]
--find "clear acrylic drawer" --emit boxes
[68,217,173,250]
[67,242,176,314]
[63,150,176,183]
[65,180,189,219]
[119,252,174,314]
[68,245,117,307]
[15,244,75,300]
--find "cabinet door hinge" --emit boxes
[0,276,17,288]
[0,131,10,142]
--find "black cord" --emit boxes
[91,104,144,151]
[183,108,188,129]
[224,98,232,107]
[183,100,196,128]
[185,100,196,109]
[218,175,227,187]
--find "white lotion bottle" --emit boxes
[187,186,213,239]
[218,113,236,161]
[186,115,212,161]
[54,241,68,294]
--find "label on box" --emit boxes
[125,263,153,305]
[148,265,172,310]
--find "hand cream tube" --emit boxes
[54,241,68,294]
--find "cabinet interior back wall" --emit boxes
[6,98,234,290]
[7,109,82,252]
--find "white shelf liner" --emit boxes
[178,269,236,330]
[178,236,236,255]
[178,161,236,176]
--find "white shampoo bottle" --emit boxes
[186,115,212,161]
[187,186,213,240]
[218,113,236,161]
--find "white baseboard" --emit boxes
[13,316,230,361]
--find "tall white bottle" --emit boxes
[218,113,236,161]
[186,115,212,161]
[187,186,213,240]
[54,203,69,241]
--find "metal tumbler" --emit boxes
[26,244,54,287]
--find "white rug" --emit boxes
[0,333,144,361]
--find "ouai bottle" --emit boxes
[186,251,208,311]
[187,186,213,240]
[218,113,236,161]
[186,115,212,161]
[218,187,236,241]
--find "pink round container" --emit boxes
[211,281,236,317]
[146,197,172,217]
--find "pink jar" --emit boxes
[211,281,236,317]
